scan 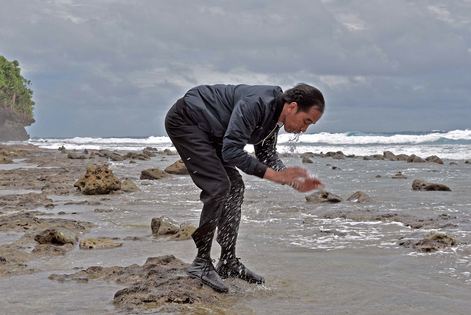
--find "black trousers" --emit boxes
[164,99,244,257]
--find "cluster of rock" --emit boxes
[0,146,29,164]
[299,150,470,165]
[48,255,228,312]
[151,216,197,241]
[399,231,457,253]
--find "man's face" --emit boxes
[283,103,323,134]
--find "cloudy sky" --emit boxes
[1,0,470,137]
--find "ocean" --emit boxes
[24,129,471,161]
[2,129,471,314]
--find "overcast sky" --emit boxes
[1,0,470,137]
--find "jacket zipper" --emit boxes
[254,124,280,146]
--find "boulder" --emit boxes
[140,168,171,180]
[396,154,409,161]
[171,225,197,241]
[164,159,189,175]
[407,154,425,163]
[0,157,14,164]
[465,160,470,164]
[164,149,177,156]
[34,228,78,245]
[306,191,342,203]
[325,151,345,159]
[110,154,124,161]
[120,179,140,192]
[151,217,180,235]
[302,156,313,164]
[383,151,398,161]
[425,155,444,164]
[67,152,89,159]
[74,165,122,195]
[346,191,372,203]
[424,231,456,246]
[375,175,382,178]
[412,179,451,191]
[79,238,123,249]
[392,171,408,179]
[142,149,156,157]
[48,255,226,312]
[449,162,458,165]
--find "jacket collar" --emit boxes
[273,92,284,123]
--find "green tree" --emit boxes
[0,56,35,118]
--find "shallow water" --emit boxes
[1,154,471,314]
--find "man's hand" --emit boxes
[263,167,325,193]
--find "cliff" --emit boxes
[0,106,35,141]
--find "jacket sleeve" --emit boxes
[254,129,286,172]
[221,98,268,178]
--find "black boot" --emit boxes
[216,258,265,284]
[187,257,229,292]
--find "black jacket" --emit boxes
[183,84,286,178]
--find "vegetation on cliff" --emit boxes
[0,56,35,118]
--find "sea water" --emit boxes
[1,129,471,314]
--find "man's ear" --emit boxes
[288,102,298,113]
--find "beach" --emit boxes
[1,133,471,314]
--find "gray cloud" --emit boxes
[1,0,470,137]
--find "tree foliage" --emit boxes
[0,56,35,118]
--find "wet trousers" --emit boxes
[164,99,244,259]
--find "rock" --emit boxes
[120,179,140,192]
[151,217,180,235]
[332,166,341,170]
[32,243,75,255]
[302,156,313,164]
[79,238,123,249]
[140,168,171,180]
[346,191,372,203]
[465,160,470,164]
[74,165,122,195]
[34,228,78,245]
[425,155,444,164]
[412,179,451,191]
[48,255,226,312]
[110,154,124,161]
[325,151,345,159]
[171,225,197,241]
[413,239,449,253]
[375,175,382,178]
[300,152,315,158]
[306,191,342,203]
[67,153,89,159]
[164,149,177,156]
[407,154,425,163]
[89,151,95,159]
[424,231,456,246]
[392,171,408,179]
[396,154,409,161]
[383,151,398,161]
[0,157,14,164]
[142,149,156,157]
[449,162,458,165]
[164,159,189,175]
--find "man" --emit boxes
[165,83,325,292]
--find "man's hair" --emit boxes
[282,83,325,113]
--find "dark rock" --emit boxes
[49,255,227,312]
[332,166,341,170]
[306,191,342,203]
[375,175,381,178]
[151,217,180,235]
[396,154,409,161]
[79,238,123,249]
[74,165,121,195]
[412,179,451,191]
[121,179,140,192]
[383,151,398,161]
[325,151,345,159]
[346,191,372,203]
[449,162,458,165]
[425,155,444,164]
[302,156,313,164]
[392,171,408,179]
[142,149,156,157]
[34,228,78,245]
[164,159,189,175]
[465,160,470,164]
[140,168,171,180]
[171,225,197,241]
[407,154,425,163]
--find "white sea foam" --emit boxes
[277,129,471,145]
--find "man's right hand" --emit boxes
[264,167,325,192]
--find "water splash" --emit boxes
[287,132,302,153]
